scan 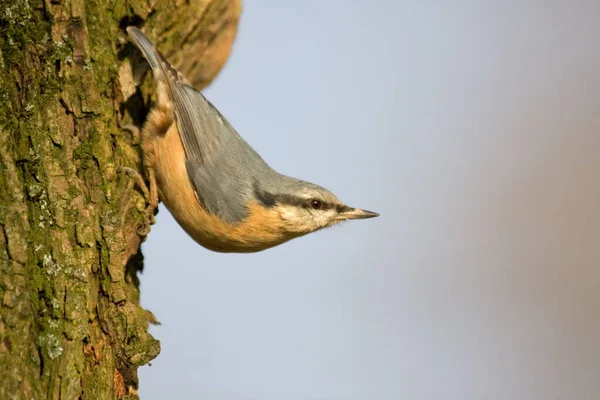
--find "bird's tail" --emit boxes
[127,27,162,72]
[127,27,190,96]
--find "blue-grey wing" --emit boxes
[127,27,271,223]
[174,84,273,223]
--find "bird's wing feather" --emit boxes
[128,27,273,223]
[178,84,271,223]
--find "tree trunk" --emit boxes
[0,0,240,398]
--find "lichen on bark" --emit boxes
[0,0,240,398]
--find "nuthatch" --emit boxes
[126,27,378,253]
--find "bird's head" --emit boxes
[254,178,378,236]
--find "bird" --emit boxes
[125,26,378,253]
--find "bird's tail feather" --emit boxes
[127,27,191,98]
[127,27,161,71]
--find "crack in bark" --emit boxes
[1,0,240,398]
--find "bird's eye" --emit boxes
[311,200,322,210]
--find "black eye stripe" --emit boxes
[254,183,339,211]
[306,200,335,210]
[254,186,337,211]
[336,205,352,213]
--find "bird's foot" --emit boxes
[121,124,141,143]
[119,166,158,236]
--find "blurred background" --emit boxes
[138,1,600,399]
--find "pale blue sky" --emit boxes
[139,1,600,399]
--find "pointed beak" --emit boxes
[338,207,380,220]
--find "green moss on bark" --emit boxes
[1,0,239,398]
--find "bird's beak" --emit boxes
[338,207,380,220]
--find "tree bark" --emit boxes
[0,0,240,398]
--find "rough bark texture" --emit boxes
[0,0,240,398]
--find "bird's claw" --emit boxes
[119,166,158,236]
[121,124,141,142]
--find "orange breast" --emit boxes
[143,120,295,252]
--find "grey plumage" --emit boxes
[127,27,337,223]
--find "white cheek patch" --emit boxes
[275,205,317,232]
[320,210,338,228]
[313,213,328,227]
[275,205,339,233]
[277,206,300,220]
